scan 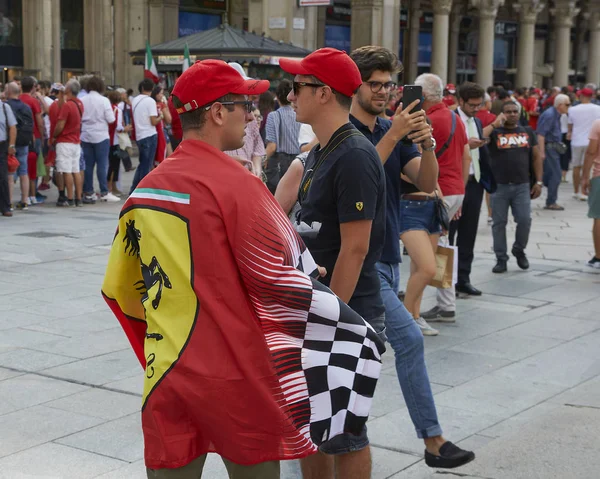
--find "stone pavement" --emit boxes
[0,170,598,479]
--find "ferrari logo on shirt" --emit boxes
[356,202,363,211]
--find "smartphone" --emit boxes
[401,85,423,144]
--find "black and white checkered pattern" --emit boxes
[302,280,384,445]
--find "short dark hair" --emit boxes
[87,76,105,93]
[276,79,292,105]
[21,76,36,93]
[497,89,510,100]
[458,82,485,102]
[127,88,133,96]
[107,90,121,105]
[258,90,275,114]
[151,85,162,102]
[38,80,51,90]
[486,86,497,96]
[350,45,402,82]
[502,100,520,112]
[139,78,155,94]
[171,93,234,131]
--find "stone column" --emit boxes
[448,3,464,85]
[430,0,452,83]
[513,1,545,88]
[381,0,401,55]
[587,12,600,85]
[124,0,148,90]
[228,0,247,30]
[350,0,384,50]
[22,0,58,80]
[114,0,127,86]
[149,0,179,45]
[550,1,579,86]
[83,0,113,79]
[471,0,504,88]
[406,0,421,83]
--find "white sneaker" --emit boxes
[487,216,493,225]
[28,196,37,205]
[415,317,439,336]
[26,197,32,206]
[101,192,121,203]
[578,193,588,201]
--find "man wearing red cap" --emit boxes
[102,59,385,479]
[567,87,600,201]
[443,84,458,110]
[526,88,542,131]
[280,47,386,479]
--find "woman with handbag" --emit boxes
[399,176,447,336]
[107,91,130,197]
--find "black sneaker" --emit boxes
[68,199,75,207]
[422,306,456,323]
[425,441,475,469]
[588,257,600,269]
[512,248,530,270]
[16,201,29,211]
[82,194,96,204]
[492,260,507,273]
[75,199,83,207]
[56,198,70,207]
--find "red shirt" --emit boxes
[442,95,457,108]
[476,109,496,128]
[427,102,468,196]
[49,98,83,144]
[168,97,182,140]
[526,97,540,130]
[19,93,43,139]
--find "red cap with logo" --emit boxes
[172,60,270,114]
[445,83,457,94]
[279,48,362,98]
[578,87,594,97]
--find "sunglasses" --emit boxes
[293,81,327,96]
[204,100,254,113]
[364,81,397,93]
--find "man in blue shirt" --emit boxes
[349,46,475,470]
[537,93,571,210]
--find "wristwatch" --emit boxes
[9,144,15,149]
[536,181,543,186]
[422,137,437,152]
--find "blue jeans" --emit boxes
[543,148,561,206]
[491,183,532,261]
[399,198,442,236]
[82,139,110,195]
[14,145,28,177]
[376,262,442,439]
[130,134,157,194]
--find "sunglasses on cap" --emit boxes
[203,100,254,113]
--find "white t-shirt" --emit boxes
[43,96,54,138]
[298,123,315,148]
[131,94,158,141]
[80,91,115,143]
[567,103,600,147]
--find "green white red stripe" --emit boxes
[130,188,190,204]
[145,42,159,83]
[183,43,191,72]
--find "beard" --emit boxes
[357,93,387,116]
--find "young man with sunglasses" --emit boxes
[103,60,385,479]
[348,45,475,470]
[281,47,387,479]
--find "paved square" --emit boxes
[0,171,598,478]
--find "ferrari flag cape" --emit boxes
[101,139,385,469]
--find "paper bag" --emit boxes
[429,245,455,289]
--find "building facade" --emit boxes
[1,0,598,89]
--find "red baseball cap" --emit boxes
[445,83,457,94]
[172,60,270,114]
[279,48,362,98]
[579,87,594,97]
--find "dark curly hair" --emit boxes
[350,46,402,82]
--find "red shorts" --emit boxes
[28,151,38,181]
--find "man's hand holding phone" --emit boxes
[388,99,426,142]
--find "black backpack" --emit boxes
[5,99,34,147]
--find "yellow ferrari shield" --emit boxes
[356,202,364,211]
[106,207,198,407]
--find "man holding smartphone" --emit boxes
[349,47,475,469]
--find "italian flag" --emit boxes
[182,43,191,72]
[144,42,159,83]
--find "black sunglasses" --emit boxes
[203,100,254,113]
[293,81,327,96]
[364,81,397,93]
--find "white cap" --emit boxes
[228,62,251,80]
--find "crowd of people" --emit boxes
[1,46,599,479]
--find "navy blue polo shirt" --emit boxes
[350,115,420,264]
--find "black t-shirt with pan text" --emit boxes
[488,125,538,185]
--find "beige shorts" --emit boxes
[571,145,587,168]
[56,143,81,173]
